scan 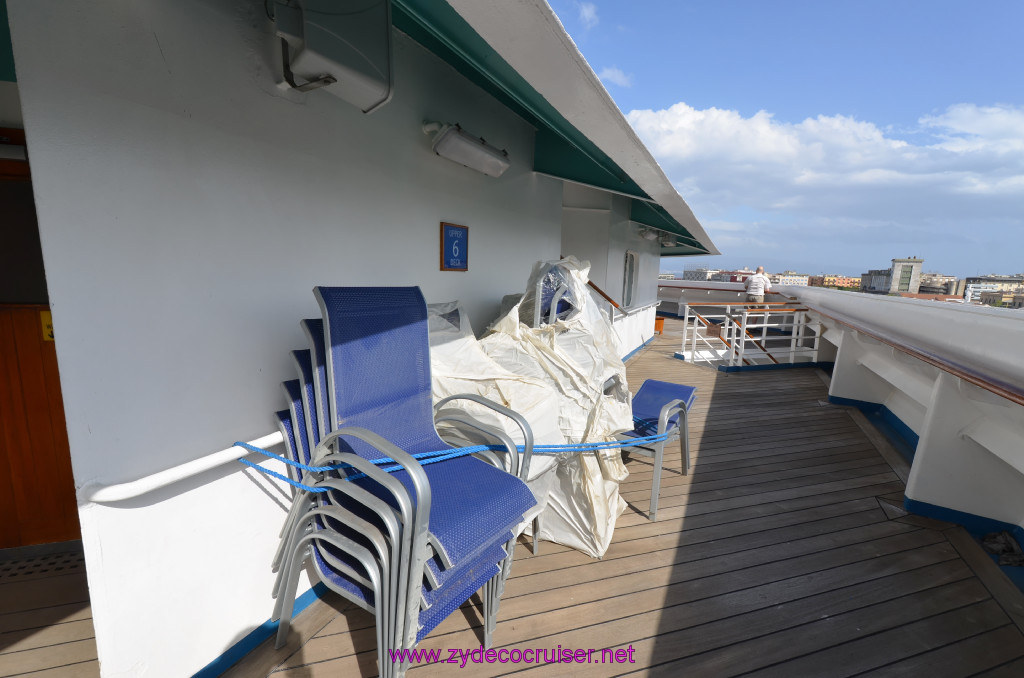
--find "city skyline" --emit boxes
[548,1,1024,278]
[657,257,1023,280]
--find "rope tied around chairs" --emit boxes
[235,428,672,493]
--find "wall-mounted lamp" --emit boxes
[660,235,677,247]
[638,227,660,241]
[422,122,510,177]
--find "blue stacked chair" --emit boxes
[272,287,537,678]
[620,379,698,521]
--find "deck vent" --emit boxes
[0,550,85,583]
[273,0,393,113]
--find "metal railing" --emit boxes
[679,302,821,367]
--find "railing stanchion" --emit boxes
[725,307,735,366]
[739,310,748,366]
[810,316,820,362]
[681,303,690,359]
[789,310,798,364]
[796,310,807,361]
[690,313,698,362]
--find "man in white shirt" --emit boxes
[745,266,772,304]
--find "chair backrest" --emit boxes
[282,379,313,466]
[632,379,697,429]
[275,409,298,472]
[314,286,446,458]
[301,318,330,441]
[291,349,321,450]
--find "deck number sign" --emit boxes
[440,222,468,272]
[40,310,54,341]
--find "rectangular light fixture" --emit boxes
[424,122,510,177]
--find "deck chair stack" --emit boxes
[620,379,697,521]
[270,286,537,678]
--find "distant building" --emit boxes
[657,273,676,280]
[822,274,861,289]
[775,271,809,286]
[812,274,860,289]
[862,269,894,294]
[682,267,721,281]
[861,257,924,294]
[713,268,753,283]
[964,275,1024,302]
[897,293,963,303]
[918,273,964,296]
[979,290,1024,308]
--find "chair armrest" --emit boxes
[657,398,687,435]
[434,393,535,479]
[314,427,437,567]
[435,408,521,477]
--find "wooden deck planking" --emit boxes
[241,325,1024,678]
[0,545,99,678]
[7,323,1024,678]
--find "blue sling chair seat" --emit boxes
[619,378,697,521]
[272,287,536,678]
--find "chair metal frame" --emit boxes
[271,287,537,678]
[620,396,692,521]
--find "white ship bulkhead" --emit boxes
[3,1,717,675]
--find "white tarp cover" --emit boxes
[428,257,632,558]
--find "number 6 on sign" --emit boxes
[440,222,468,272]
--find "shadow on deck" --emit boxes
[6,322,1022,677]
[231,319,1024,677]
[0,541,99,677]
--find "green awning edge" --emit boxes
[533,128,651,201]
[629,200,710,254]
[392,1,641,196]
[660,244,713,256]
[392,0,709,254]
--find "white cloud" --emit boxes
[598,66,632,88]
[627,102,1024,273]
[921,104,1024,154]
[577,2,599,30]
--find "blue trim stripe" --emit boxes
[622,335,656,363]
[191,583,328,678]
[904,498,1024,542]
[904,499,1024,595]
[717,361,835,373]
[828,396,919,464]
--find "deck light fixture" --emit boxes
[422,121,510,177]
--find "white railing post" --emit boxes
[738,310,748,365]
[690,315,698,362]
[796,310,807,362]
[681,303,690,358]
[788,310,798,364]
[727,315,735,365]
[810,317,820,362]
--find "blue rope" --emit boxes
[233,440,496,473]
[238,458,328,493]
[235,427,675,493]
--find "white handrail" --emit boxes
[679,301,820,367]
[79,431,285,504]
[618,300,661,316]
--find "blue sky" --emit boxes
[548,1,1024,277]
